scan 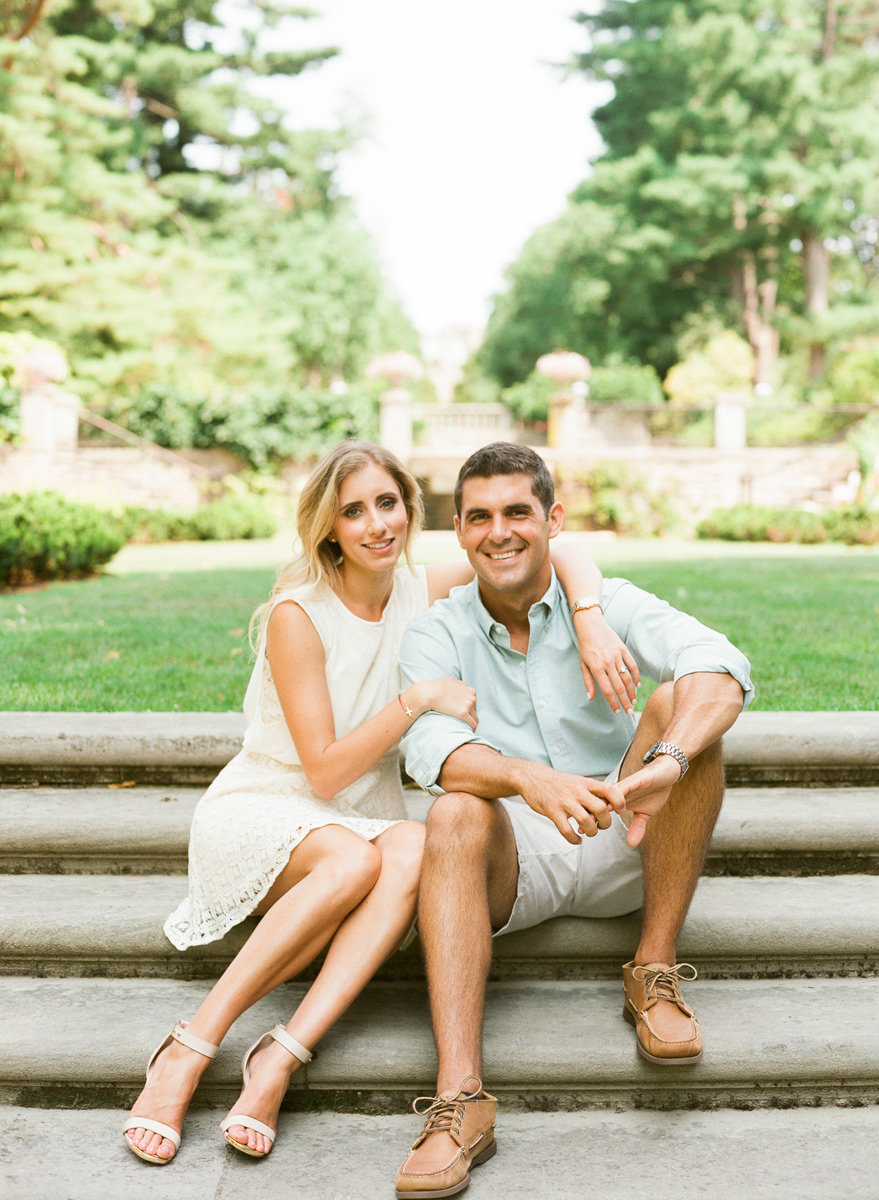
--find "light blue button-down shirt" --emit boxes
[399,570,754,794]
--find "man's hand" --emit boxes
[519,762,626,845]
[617,755,682,848]
[572,607,641,716]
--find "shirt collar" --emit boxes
[468,567,562,641]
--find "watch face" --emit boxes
[642,741,687,775]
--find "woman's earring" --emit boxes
[327,535,337,543]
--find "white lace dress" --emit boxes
[164,565,429,950]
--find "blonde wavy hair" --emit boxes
[250,440,424,645]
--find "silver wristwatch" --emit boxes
[642,740,689,780]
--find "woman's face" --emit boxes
[330,463,409,574]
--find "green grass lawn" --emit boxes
[1,533,877,711]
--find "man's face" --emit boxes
[454,472,563,603]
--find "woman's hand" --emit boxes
[406,678,478,731]
[572,608,640,715]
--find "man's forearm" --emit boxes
[437,738,626,845]
[437,743,534,799]
[661,672,745,760]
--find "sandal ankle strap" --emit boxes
[171,1020,219,1061]
[269,1024,313,1064]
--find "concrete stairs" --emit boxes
[2,710,879,1198]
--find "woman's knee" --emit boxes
[317,829,382,903]
[257,826,380,914]
[377,820,425,890]
[381,818,425,864]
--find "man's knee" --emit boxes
[425,791,497,853]
[639,681,674,732]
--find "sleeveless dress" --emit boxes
[164,565,430,950]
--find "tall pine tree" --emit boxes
[480,0,879,388]
[0,1,415,408]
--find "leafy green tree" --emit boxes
[218,206,420,384]
[46,0,341,198]
[0,0,416,425]
[578,0,879,381]
[480,1,879,390]
[664,331,754,407]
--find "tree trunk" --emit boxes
[732,195,778,387]
[822,0,838,60]
[9,0,48,40]
[803,230,829,381]
[803,2,838,381]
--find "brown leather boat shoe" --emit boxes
[395,1077,497,1198]
[622,960,703,1064]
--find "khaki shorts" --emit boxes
[494,758,644,937]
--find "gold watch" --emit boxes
[570,596,603,617]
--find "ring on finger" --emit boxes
[619,666,629,674]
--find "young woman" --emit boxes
[123,440,637,1165]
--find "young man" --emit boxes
[394,443,753,1199]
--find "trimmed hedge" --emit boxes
[120,492,278,543]
[101,384,380,468]
[696,503,879,545]
[1,485,281,587]
[0,492,127,586]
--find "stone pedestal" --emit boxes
[714,392,748,452]
[379,386,414,461]
[19,386,81,453]
[547,390,586,449]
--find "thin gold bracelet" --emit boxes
[398,692,414,719]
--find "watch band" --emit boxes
[642,740,689,780]
[570,596,603,617]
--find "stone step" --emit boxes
[0,785,201,874]
[2,710,878,786]
[704,785,879,876]
[2,873,876,980]
[0,712,243,787]
[2,975,878,1110]
[5,1105,879,1200]
[2,784,877,876]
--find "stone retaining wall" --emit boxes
[1,441,861,527]
[556,444,860,528]
[417,443,860,531]
[0,446,245,511]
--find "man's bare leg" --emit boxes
[404,791,518,1179]
[620,682,724,962]
[619,682,725,1049]
[396,792,517,1196]
[398,787,521,1200]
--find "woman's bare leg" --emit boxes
[223,819,425,1154]
[125,822,392,1162]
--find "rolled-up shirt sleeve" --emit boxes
[398,617,496,794]
[602,578,755,708]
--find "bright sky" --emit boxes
[272,1,608,339]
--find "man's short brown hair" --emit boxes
[454,442,554,517]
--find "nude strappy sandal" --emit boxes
[122,1019,219,1165]
[219,1024,313,1158]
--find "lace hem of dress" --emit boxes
[163,815,397,950]
[164,863,286,950]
